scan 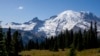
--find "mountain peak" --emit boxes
[30,17,39,22]
[6,22,21,25]
[49,15,57,19]
[32,17,38,21]
[24,17,42,24]
[59,10,93,16]
[58,10,81,18]
[57,10,100,21]
[59,10,78,15]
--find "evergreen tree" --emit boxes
[35,39,39,49]
[72,33,78,49]
[94,21,98,48]
[53,37,59,51]
[82,21,98,49]
[60,32,65,51]
[12,31,23,56]
[44,37,49,49]
[0,25,7,56]
[83,30,88,49]
[18,34,24,52]
[86,30,90,49]
[89,21,94,48]
[6,27,13,56]
[69,30,74,47]
[65,29,69,47]
[39,41,45,50]
[62,34,65,51]
[49,36,54,51]
[87,21,97,48]
[27,39,34,50]
[12,31,18,56]
[77,29,83,51]
[65,29,73,48]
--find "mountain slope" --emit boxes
[3,17,44,31]
[1,10,100,38]
[38,10,100,37]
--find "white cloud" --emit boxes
[18,6,24,10]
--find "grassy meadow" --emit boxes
[19,48,100,56]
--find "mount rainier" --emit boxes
[1,10,100,41]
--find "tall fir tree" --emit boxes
[49,36,54,51]
[65,29,69,47]
[69,30,74,47]
[94,21,98,48]
[0,25,7,56]
[18,33,24,52]
[89,21,94,48]
[35,39,39,49]
[44,37,49,49]
[12,31,20,56]
[60,32,65,51]
[83,30,88,49]
[27,39,35,50]
[77,29,83,51]
[53,37,59,51]
[72,32,78,49]
[6,27,13,56]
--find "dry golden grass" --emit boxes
[77,48,100,56]
[19,48,100,56]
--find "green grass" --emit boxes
[19,48,100,56]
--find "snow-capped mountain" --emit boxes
[1,10,100,38]
[3,17,44,31]
[38,10,100,37]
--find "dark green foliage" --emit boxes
[5,28,23,56]
[6,27,13,56]
[0,26,7,56]
[18,35,24,52]
[12,31,19,56]
[44,37,49,49]
[77,29,83,51]
[12,31,23,56]
[60,32,65,51]
[69,30,74,47]
[72,33,78,49]
[53,37,59,51]
[94,22,98,48]
[27,39,35,50]
[82,30,88,49]
[49,36,54,51]
[36,39,39,49]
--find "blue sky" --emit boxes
[0,0,100,24]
